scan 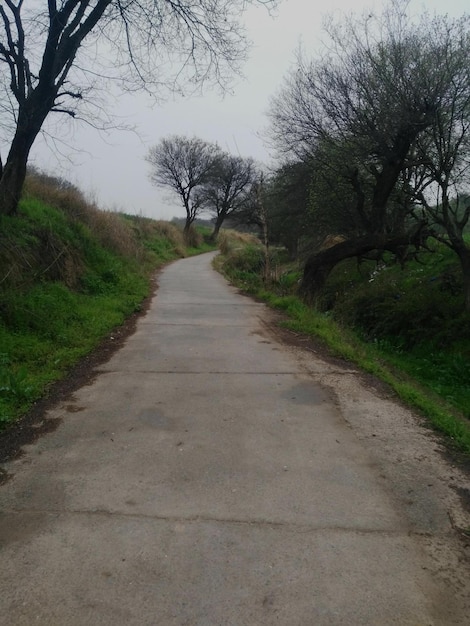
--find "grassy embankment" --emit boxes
[0,175,216,428]
[216,230,470,456]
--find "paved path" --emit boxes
[0,253,459,624]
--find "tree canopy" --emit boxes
[146,135,259,240]
[146,135,221,236]
[201,153,258,240]
[268,1,470,306]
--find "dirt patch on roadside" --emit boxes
[261,306,470,466]
[261,306,470,512]
[258,304,470,619]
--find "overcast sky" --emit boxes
[30,0,470,221]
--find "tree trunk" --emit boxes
[183,218,192,243]
[370,134,413,233]
[0,153,29,216]
[300,228,428,301]
[463,261,470,313]
[0,101,50,216]
[210,215,225,242]
[262,216,270,284]
[438,196,470,312]
[453,242,470,312]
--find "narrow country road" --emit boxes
[0,252,469,625]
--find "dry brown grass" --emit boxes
[320,234,346,250]
[0,237,37,287]
[153,221,186,253]
[185,224,203,248]
[24,172,91,219]
[125,217,186,257]
[0,225,85,289]
[85,209,142,260]
[217,229,260,255]
[23,171,144,261]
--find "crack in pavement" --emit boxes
[1,506,440,537]
[95,370,302,375]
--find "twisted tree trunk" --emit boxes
[210,214,225,242]
[300,228,428,301]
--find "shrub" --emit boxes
[217,229,260,255]
[153,221,185,251]
[185,224,203,248]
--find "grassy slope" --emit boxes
[0,187,215,428]
[216,232,470,455]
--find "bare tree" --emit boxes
[268,2,470,299]
[146,135,220,238]
[0,0,278,217]
[201,153,257,241]
[411,21,470,309]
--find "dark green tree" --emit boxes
[264,160,313,260]
[268,2,470,299]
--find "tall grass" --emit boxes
[23,172,145,261]
[217,229,260,255]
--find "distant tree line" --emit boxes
[146,135,260,241]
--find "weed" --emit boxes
[0,353,35,425]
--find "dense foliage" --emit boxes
[268,1,470,307]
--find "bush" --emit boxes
[184,224,203,248]
[322,253,469,349]
[217,229,260,255]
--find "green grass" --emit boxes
[185,226,219,256]
[0,192,213,429]
[0,250,148,427]
[216,239,470,456]
[185,241,218,256]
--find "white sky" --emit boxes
[29,0,470,220]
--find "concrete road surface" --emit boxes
[0,252,468,625]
